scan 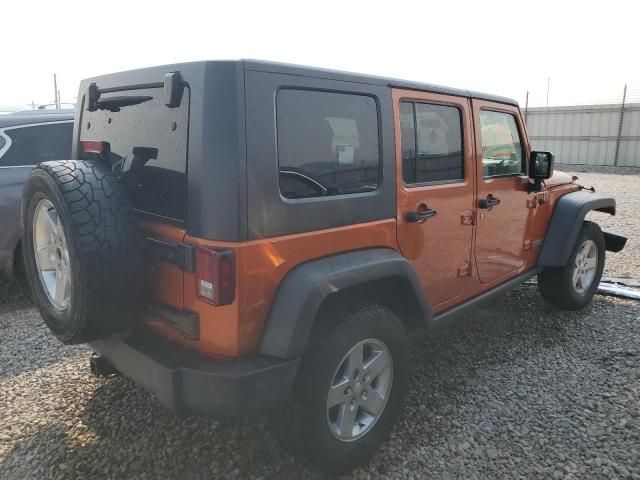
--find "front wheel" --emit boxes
[538,221,605,310]
[273,305,410,474]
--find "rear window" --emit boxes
[80,88,189,221]
[276,89,380,199]
[0,122,72,167]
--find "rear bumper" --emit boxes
[90,332,300,418]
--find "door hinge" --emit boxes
[461,210,475,225]
[527,197,537,209]
[523,239,532,251]
[457,261,472,277]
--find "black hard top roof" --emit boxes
[82,59,519,108]
[243,59,519,107]
[0,110,74,128]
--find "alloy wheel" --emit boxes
[573,239,598,294]
[32,199,72,310]
[326,338,393,441]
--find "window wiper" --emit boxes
[94,95,152,112]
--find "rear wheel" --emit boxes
[273,305,409,474]
[22,160,143,343]
[538,221,605,310]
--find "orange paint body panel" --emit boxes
[143,219,397,358]
[138,91,579,360]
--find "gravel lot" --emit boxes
[1,168,639,479]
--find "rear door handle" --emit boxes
[406,208,438,222]
[478,196,501,209]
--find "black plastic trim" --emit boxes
[603,229,627,253]
[150,303,199,339]
[90,332,300,418]
[259,248,432,359]
[433,268,541,326]
[146,237,195,272]
[538,190,616,267]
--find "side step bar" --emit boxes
[433,268,542,327]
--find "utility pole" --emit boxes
[546,77,550,107]
[614,84,627,167]
[30,100,37,110]
[53,73,60,109]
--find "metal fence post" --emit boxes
[614,84,627,167]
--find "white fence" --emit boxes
[524,103,640,167]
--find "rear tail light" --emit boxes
[81,140,105,155]
[195,248,235,306]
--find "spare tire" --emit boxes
[22,160,144,344]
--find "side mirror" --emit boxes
[529,151,554,180]
[528,151,554,192]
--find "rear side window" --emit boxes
[0,122,72,167]
[400,101,464,184]
[276,89,380,199]
[479,110,524,177]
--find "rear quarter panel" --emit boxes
[146,220,398,357]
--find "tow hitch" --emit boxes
[90,353,119,377]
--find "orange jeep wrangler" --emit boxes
[21,60,627,473]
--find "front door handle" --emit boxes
[478,195,501,209]
[406,208,438,222]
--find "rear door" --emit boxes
[393,89,475,312]
[471,100,532,283]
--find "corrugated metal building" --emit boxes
[525,103,640,167]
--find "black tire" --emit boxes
[273,305,410,474]
[22,160,143,344]
[538,221,605,310]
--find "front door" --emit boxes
[471,100,532,284]
[393,89,475,312]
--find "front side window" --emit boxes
[277,89,380,199]
[0,122,72,167]
[479,110,524,177]
[400,101,464,184]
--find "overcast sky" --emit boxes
[2,0,639,110]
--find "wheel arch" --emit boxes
[258,248,432,359]
[538,190,616,267]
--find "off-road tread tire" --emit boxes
[22,160,143,343]
[272,305,410,474]
[538,221,605,310]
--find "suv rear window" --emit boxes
[80,88,189,221]
[276,89,380,199]
[0,122,72,167]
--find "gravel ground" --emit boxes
[1,168,638,479]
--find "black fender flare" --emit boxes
[259,248,432,359]
[537,190,616,267]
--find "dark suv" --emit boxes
[20,61,625,473]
